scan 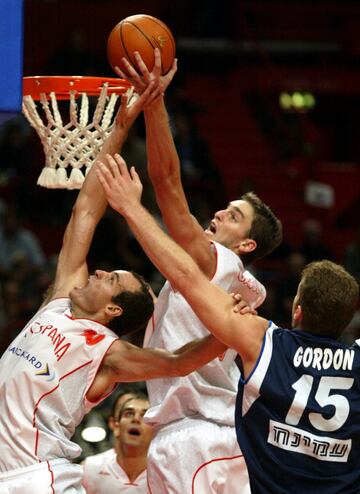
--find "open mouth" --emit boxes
[128,428,141,436]
[208,221,216,234]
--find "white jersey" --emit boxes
[0,298,118,472]
[147,418,250,494]
[82,448,147,493]
[144,241,265,427]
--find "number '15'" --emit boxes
[285,375,354,432]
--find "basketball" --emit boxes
[107,15,176,76]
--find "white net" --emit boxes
[22,84,135,189]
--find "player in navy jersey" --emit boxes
[96,154,360,494]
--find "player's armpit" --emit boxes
[39,283,55,308]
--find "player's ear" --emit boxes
[236,238,257,256]
[108,416,116,431]
[105,303,123,319]
[293,304,303,325]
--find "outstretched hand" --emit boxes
[231,293,258,315]
[114,80,159,130]
[115,48,177,98]
[96,154,143,216]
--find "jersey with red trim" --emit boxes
[144,241,266,427]
[82,448,147,493]
[0,298,118,472]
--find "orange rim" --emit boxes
[23,75,132,100]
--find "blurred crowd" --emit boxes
[0,30,359,435]
[0,99,359,359]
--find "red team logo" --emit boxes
[81,329,105,345]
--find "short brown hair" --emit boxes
[298,260,359,338]
[108,272,154,336]
[240,192,282,266]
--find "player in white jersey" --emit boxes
[0,84,232,494]
[83,393,151,494]
[95,158,360,494]
[98,46,282,492]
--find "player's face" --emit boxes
[70,269,141,313]
[204,200,255,253]
[115,399,152,453]
[108,392,137,432]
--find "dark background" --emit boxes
[21,0,360,255]
[0,0,359,455]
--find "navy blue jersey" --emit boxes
[235,322,360,494]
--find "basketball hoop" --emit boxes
[22,76,133,190]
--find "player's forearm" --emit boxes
[97,124,129,164]
[77,126,129,218]
[123,203,198,287]
[133,336,225,379]
[84,126,128,196]
[58,208,97,268]
[111,341,205,381]
[173,334,227,374]
[64,127,130,265]
[144,97,181,185]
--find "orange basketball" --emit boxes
[107,15,176,76]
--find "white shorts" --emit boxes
[0,459,85,494]
[147,418,250,494]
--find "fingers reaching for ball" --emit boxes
[114,50,174,99]
[112,81,160,129]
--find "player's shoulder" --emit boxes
[212,240,241,263]
[83,448,115,468]
[265,324,296,348]
[24,297,71,328]
[352,339,360,349]
[42,297,71,313]
[100,338,127,371]
[211,241,243,280]
[103,338,124,356]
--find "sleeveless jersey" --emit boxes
[0,298,118,471]
[82,448,147,493]
[236,324,360,494]
[144,241,266,427]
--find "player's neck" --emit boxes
[115,445,147,482]
[70,303,106,325]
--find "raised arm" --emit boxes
[96,156,268,374]
[49,86,156,300]
[116,50,216,278]
[145,100,267,307]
